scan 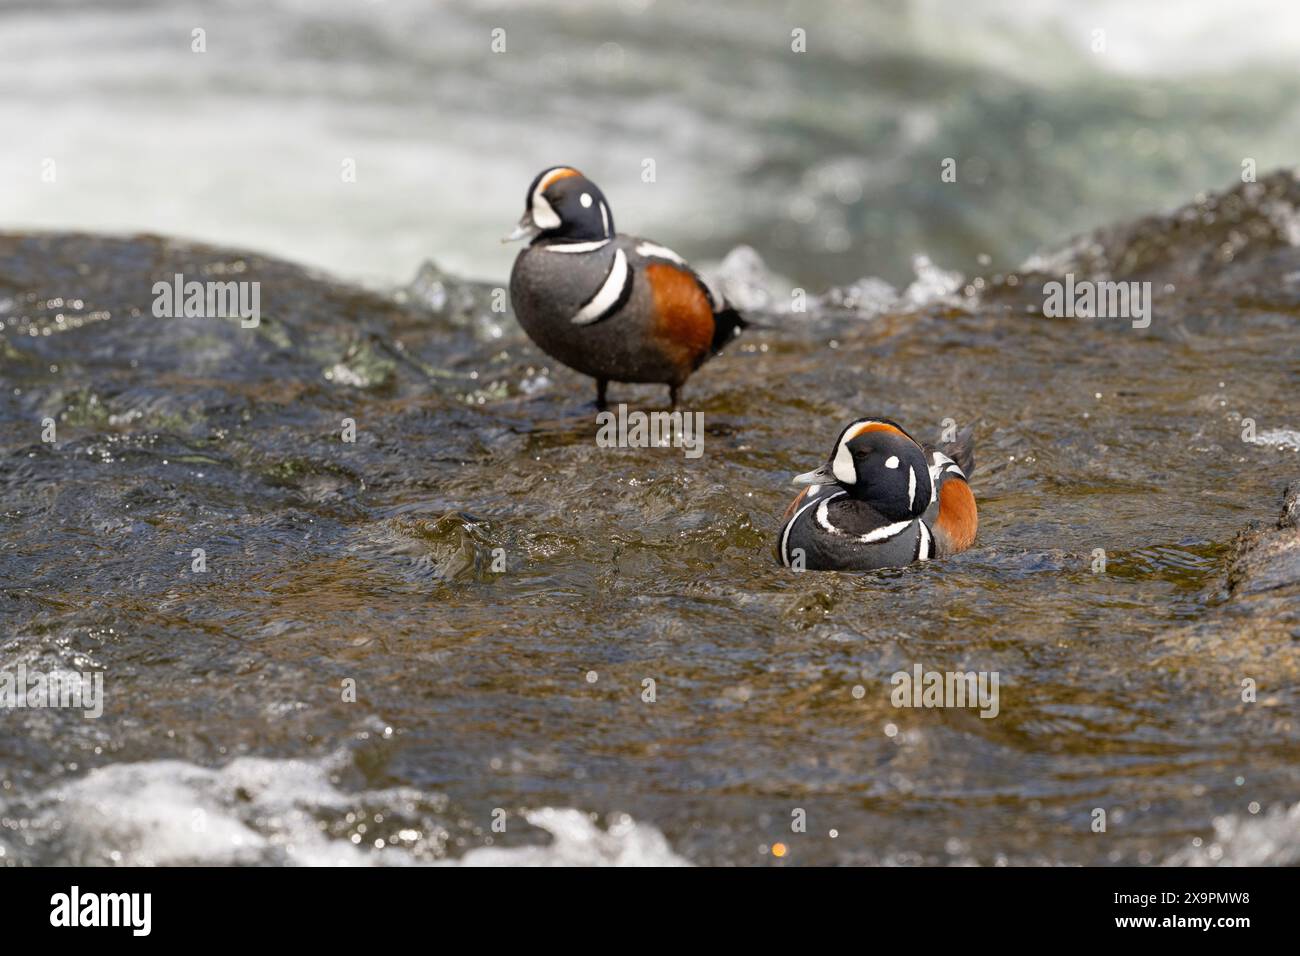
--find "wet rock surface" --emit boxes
[1228,481,1300,612]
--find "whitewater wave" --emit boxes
[1165,801,1300,866]
[0,756,690,867]
[4,0,1298,287]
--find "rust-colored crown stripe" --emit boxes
[541,167,581,191]
[845,421,915,445]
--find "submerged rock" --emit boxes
[1228,480,1300,613]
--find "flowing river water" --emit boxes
[2,172,1299,865]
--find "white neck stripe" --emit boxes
[780,490,832,566]
[543,239,611,253]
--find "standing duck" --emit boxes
[506,166,747,408]
[777,418,978,571]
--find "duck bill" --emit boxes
[502,212,540,243]
[792,463,835,487]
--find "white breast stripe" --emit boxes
[780,490,832,567]
[917,521,932,560]
[571,248,629,325]
[544,239,611,254]
[815,495,841,532]
[856,519,914,543]
[635,241,725,309]
[635,241,686,264]
[815,494,912,544]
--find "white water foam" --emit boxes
[0,756,690,867]
[1250,428,1300,452]
[453,808,690,867]
[1165,801,1300,866]
[5,1,1298,288]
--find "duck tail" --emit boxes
[710,304,749,354]
[940,424,976,477]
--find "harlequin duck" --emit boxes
[506,166,747,407]
[777,418,978,571]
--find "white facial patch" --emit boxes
[599,201,611,237]
[580,192,593,208]
[885,455,900,469]
[532,190,560,230]
[908,466,920,511]
[832,438,857,484]
[530,169,567,230]
[830,420,878,484]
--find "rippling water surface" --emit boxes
[3,173,1299,865]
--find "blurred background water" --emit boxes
[2,0,1299,289]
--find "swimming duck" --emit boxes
[506,166,747,408]
[777,418,977,571]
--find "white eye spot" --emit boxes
[885,455,900,469]
[580,192,593,208]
